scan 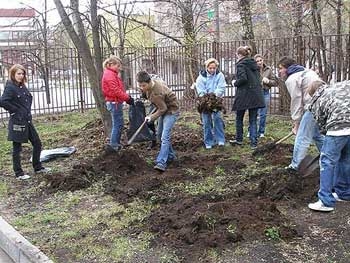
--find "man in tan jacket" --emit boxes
[137,71,179,172]
[278,57,324,171]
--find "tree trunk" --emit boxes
[53,0,111,136]
[238,0,256,54]
[335,0,343,81]
[266,0,290,114]
[311,0,329,81]
[266,0,288,56]
[293,0,304,65]
[181,0,199,104]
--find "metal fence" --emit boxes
[1,34,349,119]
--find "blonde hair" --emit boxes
[254,54,263,60]
[9,64,27,84]
[204,58,219,68]
[103,56,122,68]
[237,46,252,57]
[307,80,326,96]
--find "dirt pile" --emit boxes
[250,144,319,201]
[147,196,299,259]
[172,126,203,151]
[45,149,150,192]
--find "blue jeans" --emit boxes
[258,91,270,135]
[291,111,324,169]
[156,112,179,167]
[236,108,258,147]
[201,111,225,147]
[318,135,350,207]
[106,102,124,148]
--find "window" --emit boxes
[0,32,10,40]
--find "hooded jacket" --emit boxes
[309,81,350,135]
[195,69,226,97]
[285,65,321,122]
[232,57,265,111]
[101,67,130,103]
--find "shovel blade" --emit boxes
[299,154,320,177]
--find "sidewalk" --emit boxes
[0,247,14,263]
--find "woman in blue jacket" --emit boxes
[1,64,49,180]
[196,58,226,149]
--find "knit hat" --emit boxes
[204,58,219,68]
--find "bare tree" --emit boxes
[53,0,111,134]
[238,0,256,53]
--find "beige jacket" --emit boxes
[285,69,321,123]
[146,80,179,121]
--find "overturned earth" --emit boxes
[42,118,319,262]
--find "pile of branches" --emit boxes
[196,93,226,114]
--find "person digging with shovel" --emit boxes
[278,57,324,172]
[136,71,179,172]
[307,80,350,212]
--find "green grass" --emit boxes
[173,175,229,196]
[0,181,7,197]
[0,110,100,171]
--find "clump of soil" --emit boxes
[196,93,227,114]
[172,126,203,151]
[45,149,150,192]
[147,196,299,260]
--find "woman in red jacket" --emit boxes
[102,56,134,151]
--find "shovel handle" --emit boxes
[127,119,148,145]
[276,132,294,145]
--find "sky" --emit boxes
[0,0,154,25]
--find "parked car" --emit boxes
[27,78,45,92]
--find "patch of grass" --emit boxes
[174,176,228,196]
[214,166,226,176]
[0,181,8,197]
[183,168,203,177]
[265,226,281,241]
[227,223,237,234]
[160,250,183,263]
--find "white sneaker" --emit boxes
[308,200,334,212]
[259,134,265,138]
[332,192,348,202]
[205,145,212,149]
[16,174,31,180]
[35,167,52,174]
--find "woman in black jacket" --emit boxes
[1,64,49,180]
[231,46,265,149]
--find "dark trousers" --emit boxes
[13,123,42,176]
[236,108,259,147]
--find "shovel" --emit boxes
[126,105,157,146]
[127,119,148,145]
[252,131,294,156]
[299,154,320,177]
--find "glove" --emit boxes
[126,96,134,105]
[145,116,152,123]
[262,77,269,84]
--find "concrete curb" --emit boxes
[0,216,53,263]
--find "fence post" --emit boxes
[77,54,84,113]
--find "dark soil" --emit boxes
[41,118,322,262]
